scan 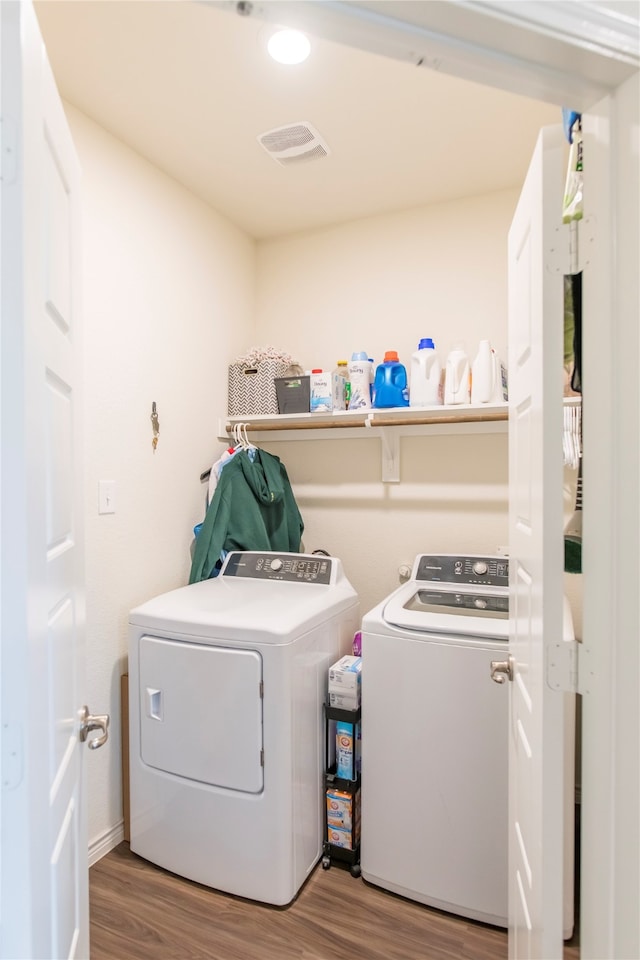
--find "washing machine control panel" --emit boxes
[223,552,332,584]
[415,554,509,587]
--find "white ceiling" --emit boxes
[33,0,564,240]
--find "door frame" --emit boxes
[1,1,637,956]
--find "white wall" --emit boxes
[256,190,515,372]
[71,121,584,855]
[253,194,516,612]
[66,106,256,852]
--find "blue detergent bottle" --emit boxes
[373,351,410,408]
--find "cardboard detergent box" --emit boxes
[328,655,362,709]
[326,787,361,835]
[336,719,361,780]
[329,690,361,710]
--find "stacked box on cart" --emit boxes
[328,655,362,710]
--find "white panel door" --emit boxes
[507,125,567,960]
[0,3,100,958]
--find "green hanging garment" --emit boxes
[190,448,304,583]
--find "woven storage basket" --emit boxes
[227,359,289,416]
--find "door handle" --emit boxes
[146,687,163,720]
[79,705,110,750]
[490,656,515,684]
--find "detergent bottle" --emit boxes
[410,338,442,407]
[348,352,373,410]
[444,342,471,405]
[491,353,508,403]
[332,360,349,411]
[470,340,495,404]
[373,351,410,408]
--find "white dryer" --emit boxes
[128,551,359,906]
[360,553,575,930]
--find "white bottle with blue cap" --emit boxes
[410,338,443,407]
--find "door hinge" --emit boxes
[547,216,595,276]
[1,721,24,789]
[0,117,18,183]
[260,749,264,767]
[259,681,264,699]
[547,639,582,694]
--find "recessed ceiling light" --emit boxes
[267,28,311,65]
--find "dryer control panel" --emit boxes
[415,554,509,587]
[223,552,333,584]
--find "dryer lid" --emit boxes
[129,556,358,643]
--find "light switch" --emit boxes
[99,480,116,515]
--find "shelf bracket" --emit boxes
[379,427,400,483]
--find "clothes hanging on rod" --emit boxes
[199,425,257,505]
[561,114,583,572]
[207,446,239,505]
[563,402,582,469]
[189,441,304,584]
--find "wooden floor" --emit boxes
[90,843,580,960]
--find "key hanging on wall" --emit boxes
[151,401,160,452]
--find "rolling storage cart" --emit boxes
[322,704,361,877]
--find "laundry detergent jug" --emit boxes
[444,343,470,405]
[410,338,443,407]
[470,340,495,404]
[373,351,409,408]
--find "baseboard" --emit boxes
[89,821,125,867]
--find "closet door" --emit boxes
[507,124,567,960]
[1,3,89,958]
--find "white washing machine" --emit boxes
[361,553,575,930]
[128,551,359,906]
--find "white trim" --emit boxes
[88,821,125,867]
[208,0,639,107]
[460,1,640,64]
[580,74,640,960]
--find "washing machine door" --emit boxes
[138,636,263,793]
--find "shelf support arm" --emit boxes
[379,427,400,483]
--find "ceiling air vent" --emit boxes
[257,122,330,166]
